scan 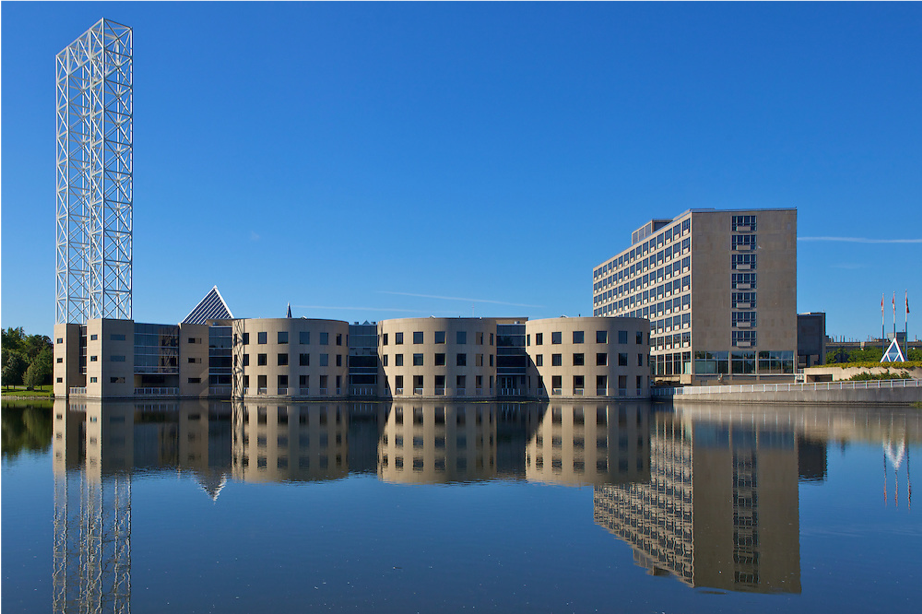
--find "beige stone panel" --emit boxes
[179,324,210,397]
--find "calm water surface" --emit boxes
[2,399,920,613]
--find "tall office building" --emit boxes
[55,19,133,324]
[592,209,796,383]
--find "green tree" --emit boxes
[2,352,29,389]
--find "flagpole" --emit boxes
[893,292,897,339]
[882,293,885,352]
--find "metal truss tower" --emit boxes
[55,19,133,324]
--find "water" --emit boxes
[2,398,920,613]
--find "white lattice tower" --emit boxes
[56,19,133,324]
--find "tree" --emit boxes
[2,352,29,389]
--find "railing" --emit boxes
[70,387,87,395]
[319,387,328,395]
[434,387,445,396]
[414,387,423,395]
[552,388,562,396]
[652,378,922,397]
[350,387,376,396]
[475,388,484,396]
[618,388,627,397]
[573,388,584,396]
[498,388,525,396]
[456,388,466,396]
[257,387,268,395]
[277,387,288,396]
[300,387,310,396]
[336,387,342,395]
[395,387,404,395]
[596,388,608,396]
[209,386,232,396]
[134,387,179,396]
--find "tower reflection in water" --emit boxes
[59,399,922,607]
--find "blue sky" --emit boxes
[3,2,921,340]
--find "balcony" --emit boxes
[134,387,179,396]
[277,387,288,396]
[413,387,423,395]
[209,386,232,396]
[475,388,484,396]
[69,387,86,395]
[257,387,268,395]
[455,388,466,396]
[597,388,608,396]
[299,387,310,396]
[434,387,445,396]
[319,387,328,395]
[552,388,562,396]
[395,387,404,395]
[573,388,585,396]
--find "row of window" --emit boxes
[533,352,643,368]
[238,331,344,346]
[382,331,492,346]
[595,277,691,307]
[383,353,490,367]
[242,374,342,389]
[595,259,691,294]
[239,353,345,368]
[596,294,691,318]
[594,219,691,279]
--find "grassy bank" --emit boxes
[1,385,54,399]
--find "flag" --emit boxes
[287,302,292,318]
[882,293,885,316]
[907,292,910,314]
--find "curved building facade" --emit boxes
[525,317,650,399]
[230,318,350,399]
[377,318,499,399]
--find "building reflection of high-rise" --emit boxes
[51,399,233,613]
[593,411,802,594]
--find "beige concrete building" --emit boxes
[227,318,351,400]
[593,208,797,383]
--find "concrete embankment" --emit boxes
[655,380,921,405]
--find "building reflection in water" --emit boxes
[49,398,922,607]
[51,398,232,613]
[593,412,801,593]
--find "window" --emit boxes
[732,292,757,309]
[618,353,628,366]
[476,354,484,367]
[596,353,608,366]
[243,354,250,366]
[490,333,494,345]
[382,333,388,346]
[638,353,644,367]
[89,377,98,383]
[395,332,404,345]
[456,353,467,366]
[395,354,404,366]
[258,354,267,366]
[573,353,585,366]
[413,332,424,344]
[535,354,543,367]
[596,331,608,344]
[243,333,250,345]
[57,338,63,344]
[489,354,494,367]
[278,374,288,387]
[551,332,561,344]
[618,331,628,344]
[90,355,98,362]
[435,331,446,344]
[320,354,329,367]
[299,331,310,344]
[257,332,267,344]
[732,331,758,347]
[56,357,63,363]
[732,215,757,231]
[336,355,342,367]
[429,353,443,366]
[320,332,329,345]
[535,333,543,346]
[90,334,98,341]
[732,234,757,250]
[573,331,584,344]
[382,355,388,366]
[732,273,757,289]
[188,377,201,384]
[111,355,126,362]
[110,334,126,341]
[336,334,342,346]
[732,254,757,270]
[636,331,643,344]
[188,357,200,364]
[57,377,63,383]
[456,331,467,344]
[552,354,562,366]
[733,311,757,328]
[300,353,310,366]
[110,376,126,384]
[278,353,288,366]
[413,353,424,366]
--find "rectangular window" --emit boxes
[573,353,585,366]
[638,353,644,367]
[110,334,126,341]
[89,377,98,383]
[456,331,467,344]
[299,353,310,366]
[382,355,388,366]
[456,353,467,366]
[618,353,628,366]
[413,332,424,344]
[490,333,494,346]
[57,337,63,344]
[90,334,98,341]
[732,331,758,347]
[258,332,267,344]
[320,354,329,367]
[278,353,288,366]
[535,333,543,346]
[110,376,125,384]
[732,215,757,232]
[299,331,310,344]
[188,377,201,384]
[636,331,643,344]
[732,254,757,270]
[489,354,494,367]
[435,331,446,344]
[596,330,608,344]
[476,354,483,367]
[596,353,608,366]
[278,331,288,344]
[90,355,98,362]
[320,332,329,345]
[413,353,424,366]
[535,354,543,367]
[395,332,404,345]
[243,354,250,366]
[258,354,267,366]
[552,354,562,366]
[278,374,288,387]
[732,273,757,289]
[732,234,757,250]
[573,331,584,344]
[382,333,388,346]
[618,331,628,344]
[56,357,63,363]
[395,354,404,366]
[336,334,342,346]
[434,353,445,366]
[733,311,757,328]
[111,355,126,362]
[551,332,562,344]
[732,292,757,309]
[336,354,342,367]
[242,333,250,345]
